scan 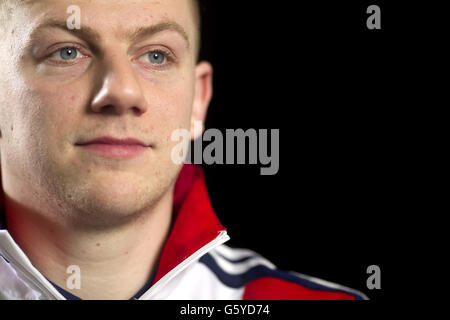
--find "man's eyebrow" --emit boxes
[31,19,101,44]
[129,21,190,49]
[30,19,190,49]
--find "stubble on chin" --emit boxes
[40,163,179,231]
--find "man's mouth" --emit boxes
[75,136,150,159]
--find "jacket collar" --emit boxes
[0,164,229,299]
[153,164,228,284]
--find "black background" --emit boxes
[194,0,418,302]
[1,0,437,315]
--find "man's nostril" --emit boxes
[132,106,144,115]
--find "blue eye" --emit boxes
[147,52,165,64]
[140,51,167,65]
[58,47,79,60]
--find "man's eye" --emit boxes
[139,51,167,65]
[50,47,81,60]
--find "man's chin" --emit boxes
[68,197,153,230]
[60,185,159,230]
[46,166,177,230]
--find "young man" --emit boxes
[0,0,367,300]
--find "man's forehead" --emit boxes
[19,0,196,37]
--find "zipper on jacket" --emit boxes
[138,230,230,300]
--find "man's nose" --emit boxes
[90,53,147,116]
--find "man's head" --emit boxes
[0,0,212,228]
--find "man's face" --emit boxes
[0,0,201,227]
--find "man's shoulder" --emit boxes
[199,244,368,300]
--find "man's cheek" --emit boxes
[149,89,192,130]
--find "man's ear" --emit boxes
[190,61,213,141]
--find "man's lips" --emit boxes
[75,136,150,159]
[76,136,148,147]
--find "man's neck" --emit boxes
[3,189,173,300]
